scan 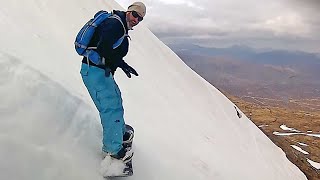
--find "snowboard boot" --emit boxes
[110,147,134,176]
[101,124,134,160]
[123,124,134,150]
[101,124,134,177]
[101,147,134,177]
[110,146,133,163]
[101,146,133,161]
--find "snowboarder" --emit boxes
[78,1,146,176]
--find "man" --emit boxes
[79,2,146,162]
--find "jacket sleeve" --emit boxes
[96,18,125,60]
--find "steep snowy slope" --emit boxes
[0,0,306,179]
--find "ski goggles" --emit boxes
[132,11,143,21]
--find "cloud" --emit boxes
[117,0,320,53]
[156,0,205,10]
[286,0,320,11]
[252,13,311,37]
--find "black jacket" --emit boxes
[83,10,129,74]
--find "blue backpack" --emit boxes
[74,11,127,65]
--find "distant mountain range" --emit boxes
[170,44,320,65]
[170,44,320,101]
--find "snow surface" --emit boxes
[0,0,307,179]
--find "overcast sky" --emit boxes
[117,0,319,53]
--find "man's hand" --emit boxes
[119,61,139,78]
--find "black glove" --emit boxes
[104,66,111,77]
[119,61,139,78]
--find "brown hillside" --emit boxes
[225,92,320,180]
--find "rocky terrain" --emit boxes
[227,93,320,180]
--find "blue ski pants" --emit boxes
[80,63,125,155]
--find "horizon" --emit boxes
[169,43,320,55]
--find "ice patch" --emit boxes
[306,134,320,138]
[280,124,300,132]
[290,145,309,155]
[298,142,308,147]
[259,125,269,128]
[307,159,320,170]
[273,132,304,136]
[273,132,320,138]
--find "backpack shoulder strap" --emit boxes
[109,14,127,35]
[108,13,130,49]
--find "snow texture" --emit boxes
[0,0,307,180]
